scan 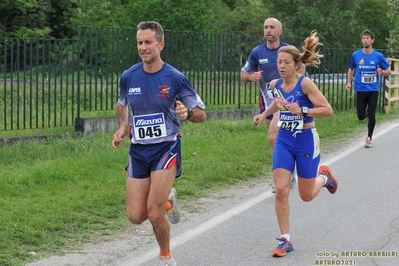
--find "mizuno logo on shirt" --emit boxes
[135,118,163,126]
[280,114,302,120]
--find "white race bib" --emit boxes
[361,72,377,83]
[132,113,167,140]
[277,112,304,131]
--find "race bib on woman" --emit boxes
[277,112,304,131]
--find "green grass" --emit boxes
[1,110,399,265]
[0,126,75,137]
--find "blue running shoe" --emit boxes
[272,237,293,257]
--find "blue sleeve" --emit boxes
[176,75,206,110]
[118,73,128,106]
[349,52,357,69]
[241,49,257,73]
[379,54,390,70]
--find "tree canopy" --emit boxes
[387,0,399,57]
[0,0,398,55]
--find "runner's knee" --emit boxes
[126,210,147,225]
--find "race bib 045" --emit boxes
[132,113,167,140]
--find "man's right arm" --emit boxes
[241,70,263,83]
[346,68,354,91]
[116,103,128,128]
[112,103,128,149]
[241,71,254,82]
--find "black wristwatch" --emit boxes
[301,106,309,117]
[186,108,193,120]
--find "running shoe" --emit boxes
[365,137,372,148]
[272,237,293,257]
[271,172,296,193]
[166,188,181,224]
[271,180,276,193]
[290,171,297,188]
[319,165,338,194]
[158,256,177,266]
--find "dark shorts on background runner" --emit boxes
[126,139,181,179]
[273,128,320,178]
[259,108,273,120]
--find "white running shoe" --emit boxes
[166,188,181,224]
[158,256,177,266]
[290,171,297,188]
[365,137,372,148]
[271,180,276,193]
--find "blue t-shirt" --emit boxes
[118,62,205,144]
[241,42,288,110]
[349,49,390,92]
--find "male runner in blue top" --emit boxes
[241,18,305,193]
[346,29,391,148]
[112,21,206,266]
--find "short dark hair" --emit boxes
[361,29,375,40]
[137,21,164,43]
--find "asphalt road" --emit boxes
[102,121,399,266]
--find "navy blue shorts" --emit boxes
[259,108,273,120]
[126,139,182,179]
[273,128,321,178]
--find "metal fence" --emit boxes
[0,26,391,132]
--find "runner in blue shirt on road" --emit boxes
[346,29,391,148]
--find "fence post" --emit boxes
[384,58,399,113]
[75,26,83,131]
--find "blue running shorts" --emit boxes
[126,139,182,179]
[273,128,320,179]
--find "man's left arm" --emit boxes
[380,67,391,77]
[176,100,206,123]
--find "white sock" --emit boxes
[321,174,328,186]
[280,234,290,241]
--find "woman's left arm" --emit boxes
[302,78,333,118]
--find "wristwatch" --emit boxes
[186,108,193,119]
[301,106,309,117]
